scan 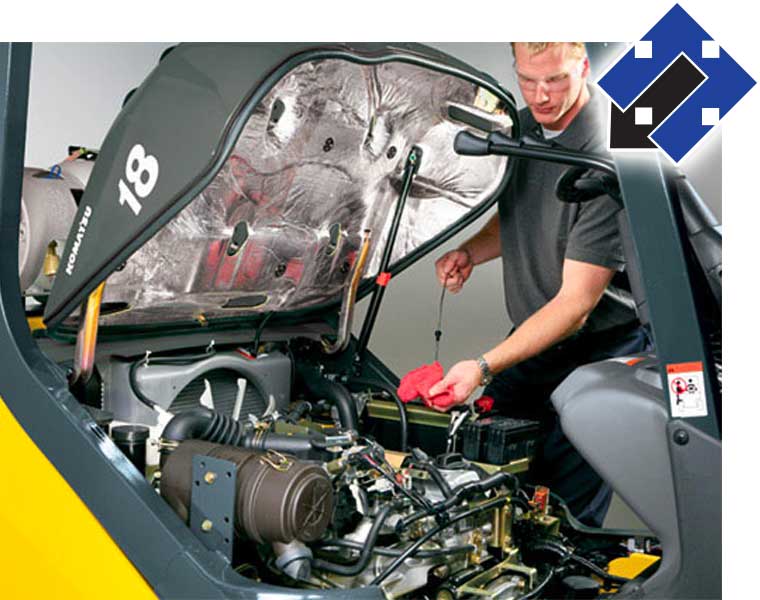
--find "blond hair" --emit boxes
[510,42,586,58]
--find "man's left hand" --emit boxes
[428,360,481,411]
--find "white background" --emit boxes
[1,0,753,594]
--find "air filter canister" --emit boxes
[160,440,333,543]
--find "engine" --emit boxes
[79,339,657,600]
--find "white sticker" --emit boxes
[667,361,707,418]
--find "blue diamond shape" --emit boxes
[598,3,755,163]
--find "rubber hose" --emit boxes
[161,408,330,457]
[398,471,514,531]
[161,407,245,446]
[285,400,312,424]
[371,497,507,585]
[300,369,359,431]
[311,505,392,576]
[348,377,408,452]
[248,431,315,455]
[422,462,454,498]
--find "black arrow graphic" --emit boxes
[609,54,706,149]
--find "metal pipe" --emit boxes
[69,281,105,390]
[322,229,372,354]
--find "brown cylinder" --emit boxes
[161,440,333,543]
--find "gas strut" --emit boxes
[355,146,423,363]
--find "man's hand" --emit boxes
[435,249,474,293]
[428,360,481,411]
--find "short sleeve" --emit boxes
[565,195,626,271]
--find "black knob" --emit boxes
[673,429,690,445]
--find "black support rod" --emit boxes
[355,146,422,361]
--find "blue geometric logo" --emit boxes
[598,3,755,163]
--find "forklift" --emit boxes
[0,42,721,598]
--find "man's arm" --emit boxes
[435,213,501,292]
[428,258,616,406]
[461,213,502,266]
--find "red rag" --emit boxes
[397,361,456,408]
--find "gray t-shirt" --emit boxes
[498,87,638,332]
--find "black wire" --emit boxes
[315,538,474,558]
[420,461,454,499]
[398,471,516,531]
[522,484,651,538]
[361,454,435,514]
[370,497,506,586]
[516,567,555,600]
[569,554,630,586]
[526,539,630,587]
[253,312,273,355]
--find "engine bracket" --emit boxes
[190,455,237,562]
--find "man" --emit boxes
[429,42,651,527]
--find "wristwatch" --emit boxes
[476,355,493,386]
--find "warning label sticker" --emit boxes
[666,361,707,418]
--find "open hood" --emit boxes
[44,43,516,330]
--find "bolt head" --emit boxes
[204,472,217,485]
[433,564,450,579]
[201,519,213,532]
[673,429,690,445]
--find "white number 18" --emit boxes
[118,143,159,216]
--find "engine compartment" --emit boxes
[55,334,660,600]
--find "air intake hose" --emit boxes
[162,407,245,447]
[160,407,337,461]
[297,367,359,431]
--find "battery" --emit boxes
[485,418,540,465]
[461,416,540,465]
[461,418,492,461]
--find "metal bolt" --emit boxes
[204,472,217,485]
[201,519,213,532]
[432,564,450,579]
[673,429,690,445]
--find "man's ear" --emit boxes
[581,56,591,78]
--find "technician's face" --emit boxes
[514,43,589,130]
